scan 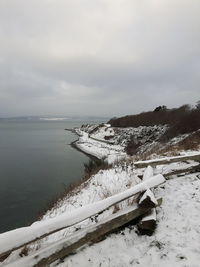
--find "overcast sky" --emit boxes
[0,0,199,117]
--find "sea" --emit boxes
[0,117,106,233]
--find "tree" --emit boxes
[153,105,167,112]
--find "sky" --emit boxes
[0,0,199,118]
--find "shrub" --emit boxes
[160,108,200,141]
[37,159,111,221]
[108,105,192,128]
[104,135,113,140]
[83,158,110,175]
[125,138,141,156]
[109,104,200,142]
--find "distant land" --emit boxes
[0,115,109,122]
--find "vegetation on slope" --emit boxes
[109,103,200,130]
[108,102,200,156]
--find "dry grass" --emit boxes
[19,246,29,257]
[159,131,200,156]
[110,105,200,156]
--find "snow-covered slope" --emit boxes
[74,124,168,164]
[2,158,200,266]
[77,123,200,160]
[79,123,167,148]
[57,173,200,267]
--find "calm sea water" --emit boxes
[0,118,103,233]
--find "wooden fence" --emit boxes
[0,175,165,266]
[134,154,200,168]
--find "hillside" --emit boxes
[108,104,200,137]
[106,104,200,157]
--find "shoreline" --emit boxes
[68,126,127,164]
[36,129,100,221]
[36,129,111,221]
[67,127,102,162]
[70,138,100,162]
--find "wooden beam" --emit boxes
[137,166,157,235]
[134,154,200,168]
[165,164,200,179]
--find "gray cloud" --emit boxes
[0,0,200,117]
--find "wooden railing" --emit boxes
[0,174,165,266]
[7,199,162,267]
[134,154,200,168]
[2,154,200,266]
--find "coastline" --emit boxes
[70,138,100,162]
[36,129,101,221]
[67,128,101,161]
[69,127,127,164]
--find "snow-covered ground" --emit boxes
[2,157,200,267]
[57,173,200,267]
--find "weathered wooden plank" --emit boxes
[164,164,200,179]
[7,199,162,267]
[134,154,200,168]
[137,166,157,235]
[138,208,157,235]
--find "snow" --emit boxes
[142,208,157,222]
[5,205,141,267]
[78,124,200,161]
[74,124,169,164]
[90,124,115,141]
[154,160,199,176]
[1,164,142,265]
[79,124,167,150]
[75,130,126,164]
[1,159,200,267]
[143,166,154,180]
[75,124,200,164]
[135,152,200,165]
[141,166,157,224]
[56,174,200,267]
[39,164,142,245]
[139,188,158,206]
